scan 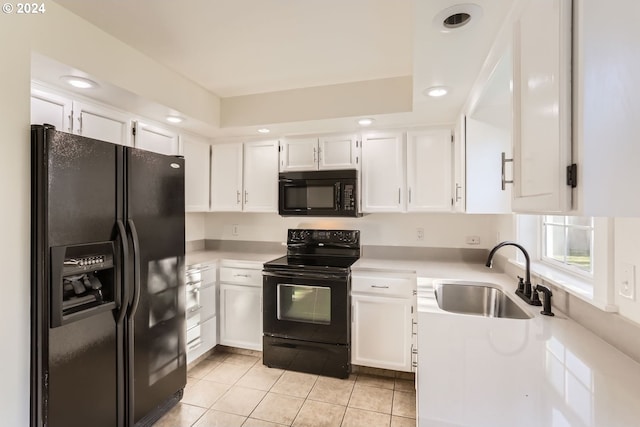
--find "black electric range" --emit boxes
[262,229,360,378]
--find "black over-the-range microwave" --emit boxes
[278,169,361,217]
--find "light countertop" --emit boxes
[187,251,640,425]
[185,249,284,267]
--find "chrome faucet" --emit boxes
[485,241,542,306]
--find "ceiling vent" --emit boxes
[434,4,483,33]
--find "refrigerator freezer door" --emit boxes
[125,148,186,424]
[32,126,124,427]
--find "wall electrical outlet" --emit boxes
[231,224,239,236]
[416,228,424,241]
[619,262,636,300]
[466,235,481,245]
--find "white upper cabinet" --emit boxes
[318,134,359,170]
[572,0,640,216]
[280,137,318,171]
[182,134,210,212]
[31,86,72,132]
[406,129,453,212]
[74,101,133,146]
[243,140,279,212]
[133,121,180,155]
[210,143,243,212]
[280,134,359,171]
[361,131,405,212]
[452,115,466,212]
[511,0,572,213]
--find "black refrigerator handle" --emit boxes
[126,218,141,427]
[126,219,142,318]
[115,220,129,325]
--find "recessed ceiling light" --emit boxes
[424,86,450,97]
[357,118,375,126]
[166,116,184,124]
[433,4,483,33]
[258,128,270,134]
[60,75,98,89]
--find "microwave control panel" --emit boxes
[343,184,355,211]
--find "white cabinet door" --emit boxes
[352,294,412,372]
[453,116,466,212]
[318,134,359,170]
[182,134,210,212]
[211,143,243,212]
[243,140,279,212]
[74,101,132,146]
[406,129,453,212]
[465,117,512,213]
[361,131,405,212]
[134,121,180,155]
[219,284,262,351]
[31,88,72,133]
[511,0,572,213]
[280,137,318,171]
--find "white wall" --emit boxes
[186,213,206,241]
[614,218,640,324]
[204,212,499,249]
[0,17,31,427]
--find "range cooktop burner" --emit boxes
[263,255,359,271]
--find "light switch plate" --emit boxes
[619,262,635,300]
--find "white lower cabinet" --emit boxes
[351,271,416,372]
[186,261,218,364]
[219,261,263,351]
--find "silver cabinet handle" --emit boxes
[234,273,250,278]
[244,190,248,204]
[237,190,241,204]
[455,183,462,201]
[398,188,401,204]
[187,339,202,352]
[501,152,513,191]
[371,285,389,289]
[409,188,412,204]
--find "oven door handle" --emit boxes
[263,270,347,281]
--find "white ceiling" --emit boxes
[49,0,514,136]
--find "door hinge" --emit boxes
[132,126,136,136]
[566,163,577,188]
[451,133,454,143]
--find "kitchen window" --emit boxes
[516,215,612,310]
[541,216,594,277]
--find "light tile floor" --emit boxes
[155,349,416,427]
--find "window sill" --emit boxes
[507,258,596,305]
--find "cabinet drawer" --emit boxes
[220,267,262,286]
[352,272,416,298]
[186,263,216,287]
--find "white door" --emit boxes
[219,284,262,351]
[361,131,405,212]
[31,87,72,133]
[210,143,243,212]
[74,101,132,146]
[318,134,359,170]
[352,295,412,372]
[406,129,453,212]
[182,134,210,212]
[280,137,318,171]
[243,140,279,212]
[511,0,572,213]
[133,121,180,155]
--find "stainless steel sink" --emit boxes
[434,282,532,319]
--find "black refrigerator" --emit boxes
[30,124,187,427]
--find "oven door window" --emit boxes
[284,185,336,210]
[277,284,331,325]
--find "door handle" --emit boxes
[114,220,129,325]
[501,152,513,191]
